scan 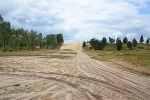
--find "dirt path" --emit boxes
[0,43,150,100]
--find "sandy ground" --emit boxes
[0,43,150,100]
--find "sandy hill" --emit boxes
[60,43,82,50]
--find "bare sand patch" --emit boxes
[0,43,150,100]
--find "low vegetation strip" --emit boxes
[59,51,77,54]
[40,55,71,59]
[0,49,58,56]
[82,35,150,75]
[84,47,150,75]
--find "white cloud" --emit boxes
[0,0,150,42]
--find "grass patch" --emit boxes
[0,49,58,56]
[3,88,7,90]
[0,66,4,70]
[61,49,74,51]
[40,55,71,59]
[59,51,77,54]
[84,43,150,75]
[1,81,49,99]
[14,84,21,87]
[59,49,77,54]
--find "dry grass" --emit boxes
[40,55,71,59]
[0,49,58,56]
[84,45,150,75]
[59,51,77,54]
[110,59,150,75]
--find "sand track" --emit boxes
[0,43,150,100]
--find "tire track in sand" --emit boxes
[0,43,150,100]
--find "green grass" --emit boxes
[86,43,150,66]
[0,66,4,70]
[14,84,21,87]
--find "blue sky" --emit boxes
[0,0,150,42]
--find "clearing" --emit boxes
[0,43,150,100]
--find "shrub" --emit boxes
[127,41,133,50]
[3,50,7,52]
[9,49,13,52]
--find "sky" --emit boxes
[0,0,150,42]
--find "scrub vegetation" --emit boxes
[83,37,150,75]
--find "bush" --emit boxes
[127,41,133,50]
[9,49,13,52]
[82,41,86,47]
[3,50,7,52]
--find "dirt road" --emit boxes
[0,43,150,100]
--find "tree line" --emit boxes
[83,35,150,51]
[0,14,64,52]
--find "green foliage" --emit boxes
[46,34,58,49]
[36,33,43,49]
[140,35,144,43]
[89,38,103,50]
[116,38,122,51]
[132,38,137,48]
[0,21,11,51]
[97,40,103,50]
[0,66,4,70]
[146,37,149,45]
[0,14,3,23]
[3,50,7,52]
[0,15,64,51]
[102,37,107,46]
[14,83,20,86]
[30,30,36,51]
[9,49,13,52]
[123,37,128,43]
[56,33,64,45]
[82,41,86,47]
[89,38,96,49]
[109,37,115,43]
[127,41,133,50]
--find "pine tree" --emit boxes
[116,38,122,51]
[146,37,149,45]
[123,37,128,43]
[132,38,137,48]
[127,41,132,50]
[102,37,107,47]
[109,37,115,43]
[139,35,144,44]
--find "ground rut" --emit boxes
[0,43,150,100]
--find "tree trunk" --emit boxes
[3,42,6,51]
